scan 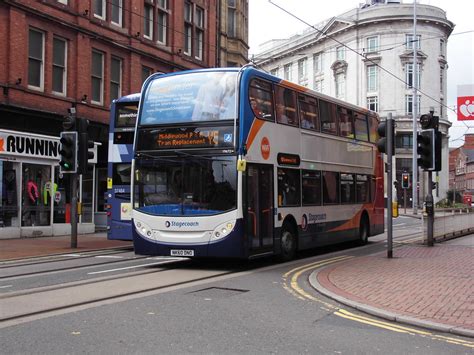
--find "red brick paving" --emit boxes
[0,233,132,260]
[318,245,474,330]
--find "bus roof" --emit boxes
[112,93,141,104]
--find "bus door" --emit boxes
[245,164,274,254]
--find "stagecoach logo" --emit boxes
[261,137,270,160]
[0,131,60,160]
[165,220,199,228]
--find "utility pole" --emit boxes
[386,113,394,258]
[412,0,418,215]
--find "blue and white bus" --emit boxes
[106,93,140,241]
[132,66,384,260]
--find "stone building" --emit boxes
[253,0,454,206]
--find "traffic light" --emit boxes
[376,119,395,155]
[434,130,442,171]
[59,132,78,173]
[78,118,95,175]
[401,173,410,189]
[432,181,437,190]
[417,128,435,170]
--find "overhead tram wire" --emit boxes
[267,0,467,125]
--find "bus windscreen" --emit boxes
[116,103,138,128]
[140,72,238,124]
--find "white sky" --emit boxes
[249,0,474,147]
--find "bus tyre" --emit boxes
[280,224,296,261]
[359,215,369,245]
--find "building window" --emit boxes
[157,0,169,45]
[336,46,345,61]
[396,134,413,149]
[270,68,278,76]
[111,0,122,26]
[144,4,153,39]
[298,58,307,85]
[194,6,204,60]
[440,98,444,117]
[284,63,292,81]
[142,66,152,84]
[57,0,68,4]
[405,95,421,115]
[405,63,421,89]
[110,57,122,102]
[52,37,67,95]
[93,0,106,20]
[335,73,345,100]
[184,2,193,55]
[367,65,377,92]
[91,50,104,104]
[440,39,445,57]
[313,52,323,73]
[28,28,44,90]
[227,0,236,37]
[405,34,421,50]
[314,79,324,93]
[366,36,379,53]
[367,96,378,112]
[439,67,444,93]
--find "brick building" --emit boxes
[449,134,474,203]
[0,0,221,237]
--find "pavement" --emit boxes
[0,232,472,338]
[0,233,131,261]
[311,238,474,338]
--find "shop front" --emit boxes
[0,129,97,239]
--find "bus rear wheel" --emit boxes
[280,224,296,261]
[359,215,369,245]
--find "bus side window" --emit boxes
[340,173,355,204]
[368,115,379,143]
[338,106,354,138]
[322,171,340,205]
[275,85,298,126]
[277,168,301,207]
[354,112,369,141]
[302,170,321,205]
[356,174,370,203]
[320,100,338,135]
[249,79,274,121]
[298,95,319,131]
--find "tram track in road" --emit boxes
[0,246,134,269]
[0,259,256,328]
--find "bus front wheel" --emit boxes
[280,224,296,261]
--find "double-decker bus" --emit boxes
[106,93,140,241]
[131,66,384,260]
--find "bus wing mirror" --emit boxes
[237,159,247,172]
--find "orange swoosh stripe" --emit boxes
[246,119,265,151]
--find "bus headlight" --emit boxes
[211,221,235,241]
[134,220,153,239]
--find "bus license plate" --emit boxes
[170,249,194,257]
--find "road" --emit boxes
[1,228,472,354]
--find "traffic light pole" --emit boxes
[386,114,393,258]
[426,171,434,247]
[71,174,78,248]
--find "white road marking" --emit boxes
[61,254,83,257]
[0,285,13,289]
[95,255,124,259]
[87,259,182,275]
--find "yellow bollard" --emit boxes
[392,201,399,218]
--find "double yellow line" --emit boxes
[283,256,474,349]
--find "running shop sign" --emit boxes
[0,130,60,160]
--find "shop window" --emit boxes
[275,85,298,126]
[302,170,321,206]
[340,173,355,204]
[53,166,68,223]
[323,171,339,205]
[277,168,300,207]
[22,163,52,226]
[299,95,319,131]
[81,170,94,223]
[0,161,20,227]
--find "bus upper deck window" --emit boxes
[249,79,274,121]
[275,86,297,126]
